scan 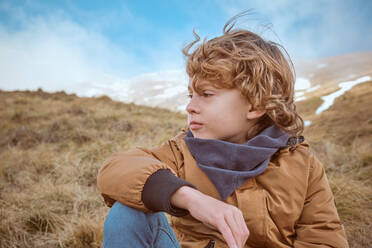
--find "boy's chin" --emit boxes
[191,131,215,140]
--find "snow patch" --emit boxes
[295,96,306,102]
[304,120,311,126]
[295,91,304,97]
[307,84,320,92]
[315,76,371,115]
[295,77,311,91]
[295,91,306,101]
[317,63,327,69]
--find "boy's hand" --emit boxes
[171,186,250,248]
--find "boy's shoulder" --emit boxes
[279,138,311,156]
[276,140,324,173]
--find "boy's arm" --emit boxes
[293,154,349,247]
[97,137,195,216]
[142,168,196,216]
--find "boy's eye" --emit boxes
[187,91,214,98]
[202,92,213,97]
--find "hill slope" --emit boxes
[1,84,371,247]
[298,80,372,246]
[0,89,186,247]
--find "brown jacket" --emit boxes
[97,129,349,248]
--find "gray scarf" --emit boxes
[184,125,290,200]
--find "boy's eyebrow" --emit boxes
[188,83,216,92]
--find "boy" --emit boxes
[97,17,348,248]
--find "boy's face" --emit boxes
[187,80,262,144]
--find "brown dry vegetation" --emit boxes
[0,89,186,247]
[298,81,372,247]
[1,82,371,247]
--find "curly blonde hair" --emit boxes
[183,16,304,137]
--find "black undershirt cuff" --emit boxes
[142,169,197,217]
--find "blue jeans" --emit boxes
[103,201,181,248]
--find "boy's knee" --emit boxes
[103,202,155,247]
[104,201,147,234]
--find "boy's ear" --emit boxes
[246,109,266,120]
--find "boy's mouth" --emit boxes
[189,121,203,130]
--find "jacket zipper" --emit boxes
[204,240,215,248]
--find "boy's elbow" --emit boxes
[96,157,115,194]
[96,168,105,193]
[96,158,119,207]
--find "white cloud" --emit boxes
[215,0,372,60]
[0,5,133,92]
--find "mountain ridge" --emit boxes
[66,51,372,112]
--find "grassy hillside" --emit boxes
[1,84,371,247]
[0,89,186,247]
[297,80,372,246]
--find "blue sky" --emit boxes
[0,0,371,91]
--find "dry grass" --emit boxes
[0,89,186,248]
[0,82,371,247]
[303,81,372,247]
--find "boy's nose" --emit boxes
[186,97,200,114]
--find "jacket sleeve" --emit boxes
[293,154,349,248]
[97,135,191,213]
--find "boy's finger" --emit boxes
[232,209,249,246]
[225,213,243,248]
[218,221,238,248]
